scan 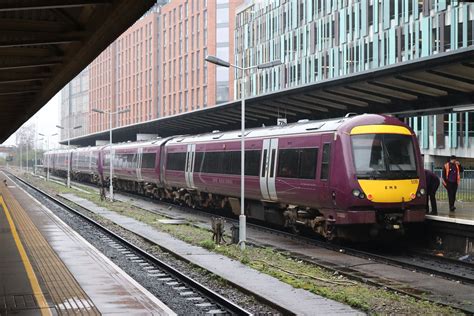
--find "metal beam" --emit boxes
[0,1,111,12]
[0,33,82,48]
[301,94,349,110]
[0,47,54,57]
[349,82,418,100]
[0,19,74,33]
[375,76,448,97]
[227,108,272,120]
[0,76,49,84]
[430,64,474,82]
[0,59,61,70]
[283,97,330,112]
[210,112,258,122]
[258,103,298,116]
[0,89,39,96]
[245,106,284,117]
[313,91,368,107]
[402,71,474,93]
[375,77,447,97]
[268,100,313,114]
[325,87,391,104]
[195,115,232,125]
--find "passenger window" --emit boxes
[141,153,156,169]
[261,150,267,177]
[245,150,261,176]
[194,152,203,172]
[321,144,331,180]
[270,149,276,178]
[277,148,318,179]
[167,152,187,171]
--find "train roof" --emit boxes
[167,115,354,145]
[100,137,171,151]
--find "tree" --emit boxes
[15,123,36,168]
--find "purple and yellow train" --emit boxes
[45,114,426,240]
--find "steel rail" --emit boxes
[46,172,474,285]
[9,172,252,316]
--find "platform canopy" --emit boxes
[65,46,474,147]
[0,0,158,143]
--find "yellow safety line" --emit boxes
[0,195,51,316]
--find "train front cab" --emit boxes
[340,123,426,239]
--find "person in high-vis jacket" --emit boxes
[442,155,463,212]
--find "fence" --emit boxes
[434,169,474,202]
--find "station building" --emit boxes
[59,67,90,140]
[234,0,474,168]
[60,0,243,140]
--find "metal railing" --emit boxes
[434,169,474,202]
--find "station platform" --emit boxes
[426,200,474,225]
[0,173,174,315]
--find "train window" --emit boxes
[167,152,187,171]
[245,150,261,176]
[321,144,331,180]
[261,150,267,177]
[194,150,261,176]
[194,152,203,171]
[299,148,318,179]
[278,148,318,179]
[278,149,298,178]
[142,153,156,169]
[269,149,276,178]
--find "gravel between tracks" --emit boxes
[13,174,279,315]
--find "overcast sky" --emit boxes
[2,93,60,149]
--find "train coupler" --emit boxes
[382,213,403,231]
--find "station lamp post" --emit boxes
[92,107,130,201]
[34,137,44,175]
[205,55,281,250]
[56,124,82,188]
[38,132,58,181]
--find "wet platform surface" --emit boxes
[0,173,174,315]
[426,200,474,224]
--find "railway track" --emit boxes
[8,172,252,316]
[27,172,474,313]
[45,172,474,285]
[47,173,474,282]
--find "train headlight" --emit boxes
[352,189,365,199]
[410,193,416,200]
[419,188,426,196]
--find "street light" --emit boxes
[92,107,130,201]
[34,137,44,175]
[56,124,82,188]
[39,132,58,181]
[205,55,282,250]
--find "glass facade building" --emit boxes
[234,0,474,165]
[60,67,89,141]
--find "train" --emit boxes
[44,114,426,240]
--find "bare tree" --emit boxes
[15,123,36,167]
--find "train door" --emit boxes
[137,148,143,181]
[320,134,333,205]
[185,144,196,188]
[88,151,92,173]
[260,138,279,201]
